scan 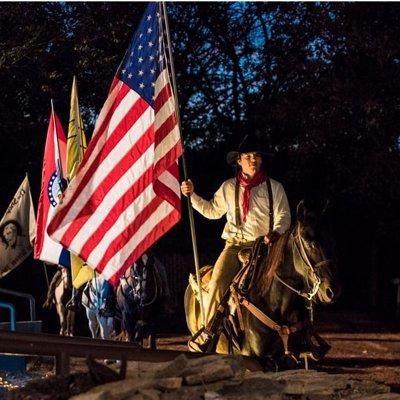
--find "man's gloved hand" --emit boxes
[263,230,280,245]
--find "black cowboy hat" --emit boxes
[226,134,268,166]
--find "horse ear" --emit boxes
[296,200,306,223]
[321,199,330,215]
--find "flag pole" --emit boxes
[50,99,65,194]
[42,262,50,288]
[161,2,206,328]
[71,76,85,164]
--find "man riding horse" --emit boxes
[181,135,291,350]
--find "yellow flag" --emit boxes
[67,76,87,181]
[67,76,94,288]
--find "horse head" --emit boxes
[294,199,339,304]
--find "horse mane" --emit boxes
[256,229,292,298]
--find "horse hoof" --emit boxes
[262,356,278,372]
[278,353,300,370]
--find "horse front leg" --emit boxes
[56,303,67,336]
[124,311,138,344]
[86,308,99,338]
[149,331,156,350]
[98,316,114,340]
[66,310,75,336]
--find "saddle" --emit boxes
[188,237,268,353]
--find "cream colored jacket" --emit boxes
[190,177,291,242]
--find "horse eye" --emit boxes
[306,240,317,250]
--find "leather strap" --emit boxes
[266,177,274,232]
[234,289,304,354]
[237,237,264,294]
[235,178,242,229]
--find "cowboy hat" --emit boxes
[226,135,267,166]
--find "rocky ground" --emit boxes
[2,330,400,400]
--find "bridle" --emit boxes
[121,262,159,307]
[274,224,332,301]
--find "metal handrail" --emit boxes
[0,302,16,331]
[0,288,36,321]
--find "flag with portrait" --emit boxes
[0,176,36,278]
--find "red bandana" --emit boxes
[237,171,267,222]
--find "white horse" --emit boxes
[81,274,114,340]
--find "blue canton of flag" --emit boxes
[117,2,165,107]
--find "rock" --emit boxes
[126,361,165,379]
[137,388,162,400]
[125,394,146,400]
[160,387,204,400]
[184,363,235,385]
[183,356,245,378]
[355,394,400,400]
[69,391,111,400]
[154,377,183,391]
[221,376,284,398]
[86,357,123,384]
[154,354,188,378]
[204,391,225,400]
[70,377,157,400]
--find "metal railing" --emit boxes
[0,288,36,321]
[0,302,16,331]
[0,330,262,376]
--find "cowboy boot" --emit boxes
[99,288,116,318]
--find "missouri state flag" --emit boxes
[48,2,182,285]
[34,109,68,266]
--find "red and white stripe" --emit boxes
[48,70,182,285]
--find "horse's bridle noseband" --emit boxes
[275,225,332,301]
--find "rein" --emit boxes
[275,225,333,301]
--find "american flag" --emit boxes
[48,2,182,285]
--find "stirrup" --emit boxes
[188,327,217,353]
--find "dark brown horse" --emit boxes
[185,199,339,369]
[116,253,169,349]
